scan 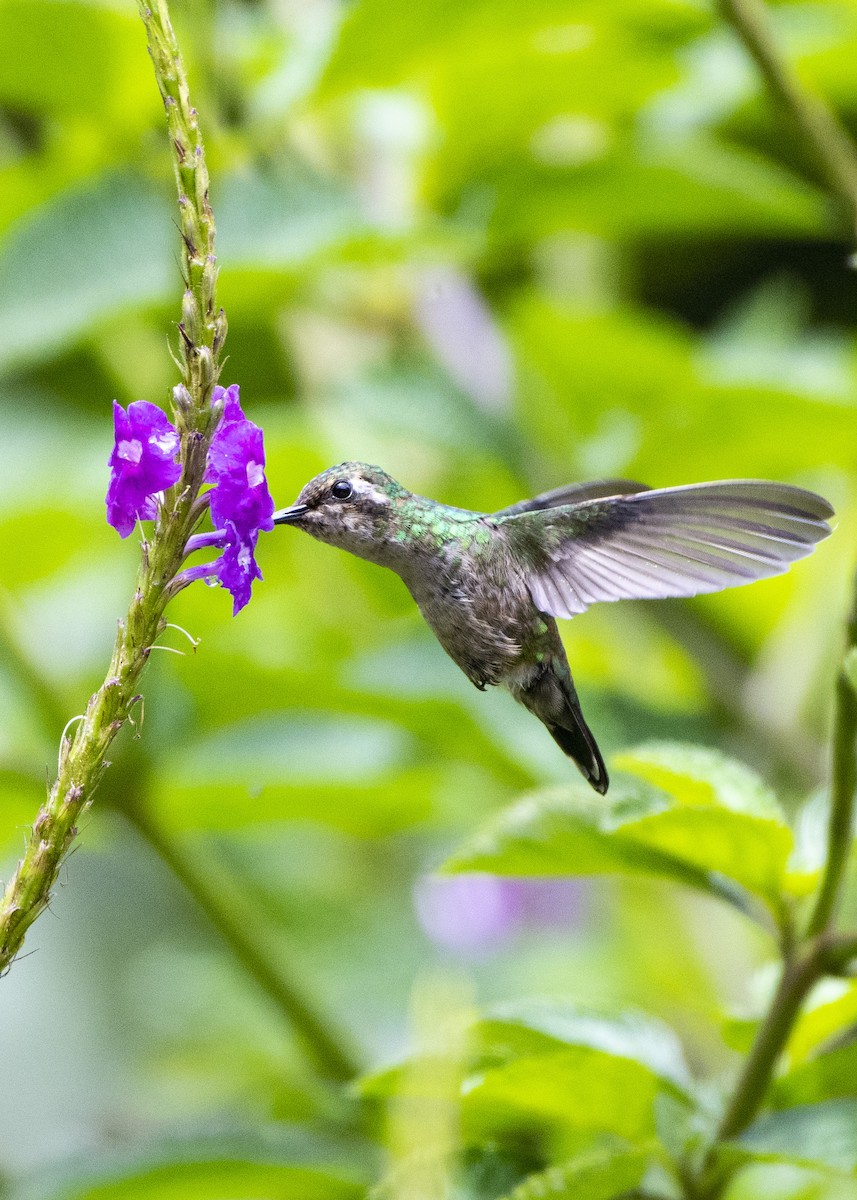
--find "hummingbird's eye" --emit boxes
[331,480,353,501]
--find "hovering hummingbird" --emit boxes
[273,466,833,794]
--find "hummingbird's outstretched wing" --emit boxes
[501,481,833,619]
[496,478,649,517]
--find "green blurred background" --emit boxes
[0,0,855,1193]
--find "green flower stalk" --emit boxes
[138,0,225,424]
[0,0,223,973]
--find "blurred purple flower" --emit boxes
[176,385,274,614]
[415,266,513,413]
[105,400,182,538]
[414,874,586,955]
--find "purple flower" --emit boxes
[182,520,263,616]
[205,385,275,538]
[176,384,274,614]
[415,875,525,953]
[414,875,586,956]
[105,401,181,538]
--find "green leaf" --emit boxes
[0,0,157,122]
[363,1002,693,1145]
[723,1163,857,1200]
[10,1132,365,1200]
[0,175,173,373]
[613,743,794,901]
[499,1146,669,1200]
[724,975,857,1066]
[443,761,788,922]
[466,1009,695,1146]
[475,999,691,1090]
[508,296,857,485]
[490,140,826,246]
[0,167,366,373]
[150,712,431,837]
[612,742,785,818]
[216,165,366,270]
[773,1040,857,1109]
[461,1049,671,1143]
[787,980,857,1065]
[732,1101,857,1174]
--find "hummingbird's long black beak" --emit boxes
[272,504,309,525]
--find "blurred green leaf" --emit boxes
[9,1131,365,1200]
[490,140,826,248]
[508,295,857,484]
[0,166,368,374]
[0,175,173,373]
[732,1100,857,1174]
[614,742,784,817]
[774,1040,857,1109]
[474,999,691,1090]
[498,1146,666,1200]
[724,973,857,1065]
[442,754,791,921]
[613,742,797,900]
[0,0,156,122]
[461,1049,674,1143]
[723,1162,857,1200]
[787,981,857,1065]
[216,166,367,271]
[363,1000,693,1146]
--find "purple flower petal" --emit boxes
[206,385,275,540]
[217,520,264,615]
[178,521,263,616]
[106,401,181,538]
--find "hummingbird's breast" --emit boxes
[402,517,542,690]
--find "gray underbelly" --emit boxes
[410,583,529,688]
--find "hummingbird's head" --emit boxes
[272,462,409,562]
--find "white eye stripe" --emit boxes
[349,479,390,506]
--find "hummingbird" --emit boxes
[273,466,833,794]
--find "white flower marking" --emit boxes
[150,430,179,454]
[117,439,143,464]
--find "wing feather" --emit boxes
[496,478,649,517]
[502,480,833,618]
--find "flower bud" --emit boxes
[172,384,193,413]
[197,345,215,397]
[213,307,228,354]
[181,288,200,341]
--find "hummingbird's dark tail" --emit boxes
[513,657,608,795]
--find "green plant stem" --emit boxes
[719,0,857,238]
[715,937,827,1143]
[807,584,857,937]
[122,803,358,1083]
[688,11,857,1175]
[0,0,221,973]
[0,489,204,972]
[699,554,857,1179]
